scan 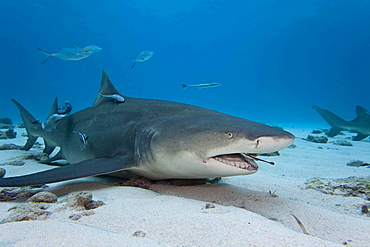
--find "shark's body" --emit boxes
[313,105,370,141]
[0,72,294,187]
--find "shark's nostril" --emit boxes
[255,139,261,149]
[224,132,233,138]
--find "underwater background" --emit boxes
[1,0,370,128]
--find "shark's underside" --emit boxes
[0,71,295,187]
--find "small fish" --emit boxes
[73,131,89,150]
[182,83,221,89]
[99,93,125,103]
[57,101,72,114]
[37,45,102,64]
[43,114,65,132]
[131,51,154,69]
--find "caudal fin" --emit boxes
[131,58,137,69]
[37,48,52,64]
[12,99,43,150]
[312,105,345,137]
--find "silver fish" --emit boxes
[182,83,221,89]
[37,45,102,64]
[99,93,125,103]
[131,51,154,69]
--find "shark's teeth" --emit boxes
[212,154,258,171]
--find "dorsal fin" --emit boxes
[354,106,370,120]
[93,71,125,106]
[48,97,58,117]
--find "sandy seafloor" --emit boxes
[0,126,369,247]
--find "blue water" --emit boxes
[1,1,370,128]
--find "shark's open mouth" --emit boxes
[211,153,275,171]
[209,153,256,170]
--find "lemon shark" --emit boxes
[0,71,294,187]
[313,105,370,141]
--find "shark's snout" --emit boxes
[253,132,295,153]
[204,128,295,158]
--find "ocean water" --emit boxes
[1,1,370,128]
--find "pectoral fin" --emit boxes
[328,127,342,137]
[0,155,135,187]
[353,133,369,141]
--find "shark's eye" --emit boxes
[224,132,233,138]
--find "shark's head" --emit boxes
[134,112,295,180]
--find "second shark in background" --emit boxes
[313,105,370,141]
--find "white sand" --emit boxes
[0,127,369,246]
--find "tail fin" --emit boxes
[131,58,137,69]
[312,105,346,137]
[37,48,52,64]
[182,84,187,89]
[12,99,43,150]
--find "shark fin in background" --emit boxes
[353,133,368,141]
[353,105,369,122]
[328,127,342,137]
[312,105,345,137]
